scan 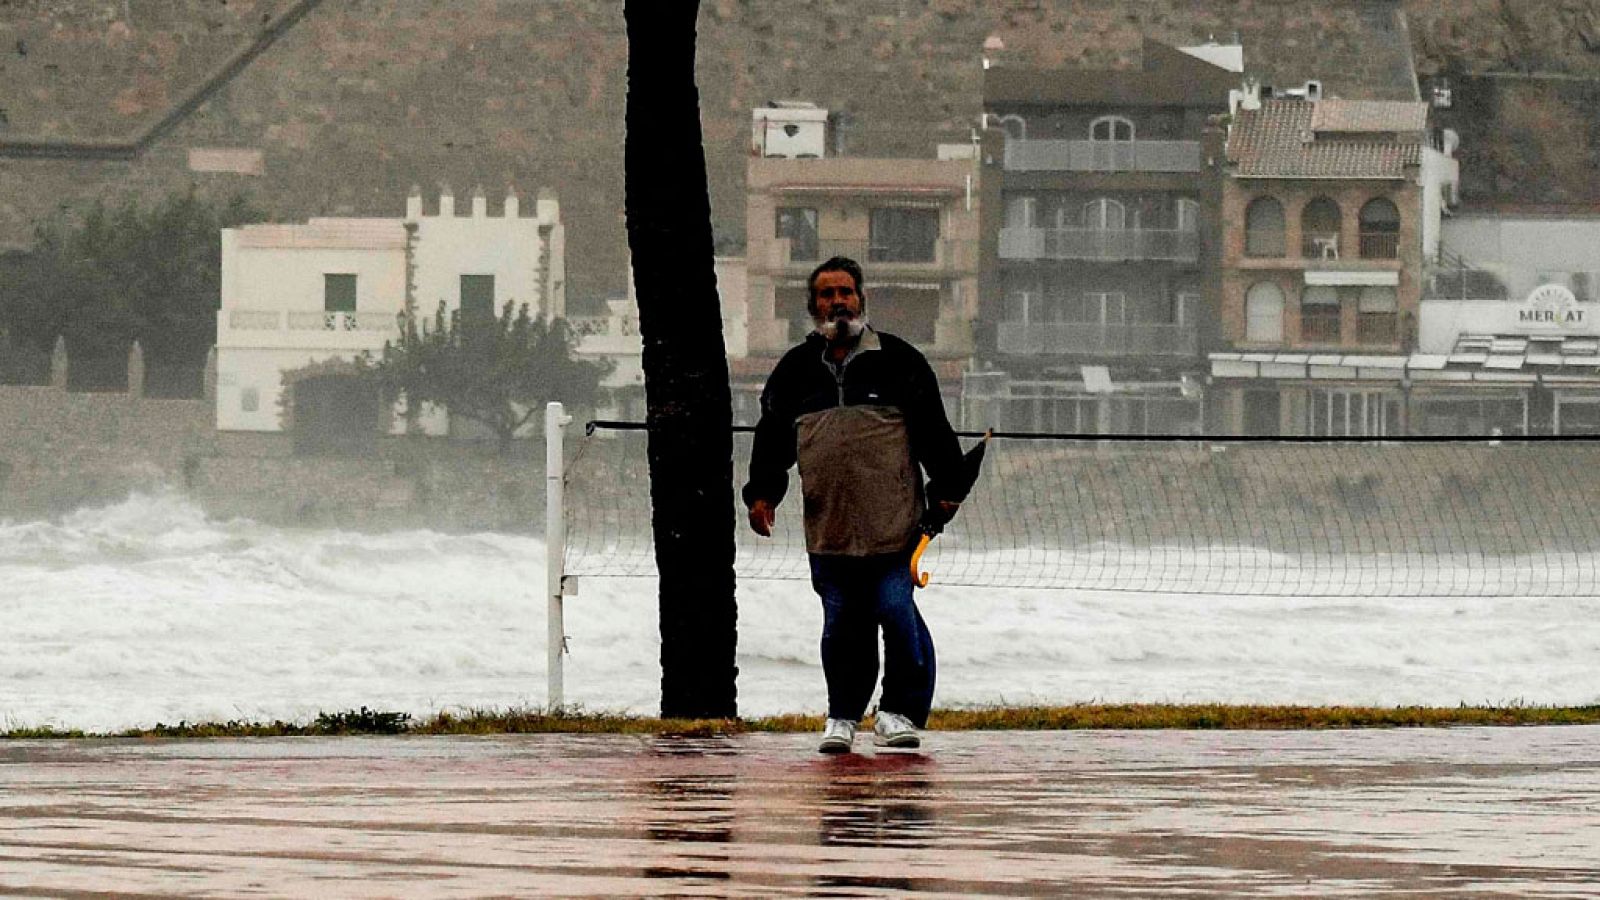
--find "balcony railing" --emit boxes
[773,238,976,272]
[568,315,639,338]
[999,227,1199,263]
[1300,310,1341,344]
[996,321,1198,356]
[226,309,397,332]
[1359,231,1400,260]
[1301,232,1341,260]
[1358,312,1398,345]
[1003,139,1202,173]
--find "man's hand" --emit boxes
[748,499,776,537]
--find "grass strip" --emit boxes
[5,703,1600,740]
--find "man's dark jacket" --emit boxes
[743,328,970,557]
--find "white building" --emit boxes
[1412,213,1600,435]
[571,256,748,422]
[215,186,564,437]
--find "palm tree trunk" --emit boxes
[623,0,738,718]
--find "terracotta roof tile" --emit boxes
[1311,100,1429,133]
[1228,99,1421,180]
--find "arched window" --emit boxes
[1082,198,1126,230]
[997,114,1027,141]
[1245,197,1287,257]
[1246,282,1285,342]
[1359,198,1401,259]
[1089,115,1135,142]
[1301,197,1343,258]
[1088,116,1135,170]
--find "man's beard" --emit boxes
[814,312,866,342]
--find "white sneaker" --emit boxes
[873,710,921,749]
[818,718,857,754]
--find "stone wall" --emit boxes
[0,385,549,532]
[0,386,215,517]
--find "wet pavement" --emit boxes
[1,727,1598,898]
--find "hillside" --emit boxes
[1,0,1598,304]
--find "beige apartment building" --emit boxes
[737,103,981,421]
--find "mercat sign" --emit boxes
[1519,284,1585,328]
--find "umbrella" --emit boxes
[910,429,992,589]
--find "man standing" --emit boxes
[744,256,970,753]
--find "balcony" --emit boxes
[1301,232,1342,260]
[1359,231,1400,260]
[770,238,977,275]
[999,227,1199,263]
[1002,139,1202,173]
[218,307,398,350]
[1300,309,1341,344]
[996,321,1199,357]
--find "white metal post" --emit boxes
[545,401,573,710]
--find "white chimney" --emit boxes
[405,185,422,220]
[505,187,520,218]
[439,185,455,218]
[1240,77,1262,112]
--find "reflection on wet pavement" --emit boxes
[2,728,1598,897]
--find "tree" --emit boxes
[0,192,262,377]
[372,300,608,455]
[624,0,739,718]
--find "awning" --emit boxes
[1081,365,1114,394]
[771,184,961,197]
[1304,270,1401,287]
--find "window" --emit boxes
[869,207,939,263]
[1358,286,1398,344]
[1245,197,1287,257]
[1089,115,1135,142]
[1005,195,1038,228]
[1244,390,1282,435]
[1173,291,1200,327]
[1175,198,1200,232]
[323,274,357,313]
[1246,282,1285,342]
[1309,389,1399,436]
[1088,116,1136,171]
[997,114,1027,141]
[775,207,819,262]
[460,274,496,338]
[1358,198,1401,259]
[1573,272,1593,303]
[1301,197,1342,258]
[1085,291,1127,325]
[1003,286,1036,323]
[241,386,259,413]
[1036,282,1073,323]
[1082,198,1127,230]
[1301,286,1341,343]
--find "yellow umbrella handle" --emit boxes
[910,533,933,589]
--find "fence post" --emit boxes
[545,401,573,709]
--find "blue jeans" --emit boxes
[808,551,936,727]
